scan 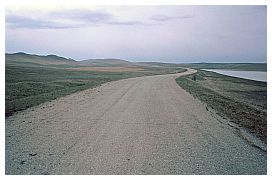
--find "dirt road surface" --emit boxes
[6,69,266,174]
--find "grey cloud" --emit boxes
[6,9,149,29]
[6,15,78,29]
[49,9,151,26]
[107,20,149,26]
[51,9,112,23]
[150,14,194,21]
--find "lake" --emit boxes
[202,69,267,82]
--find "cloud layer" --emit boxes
[6,9,182,29]
[150,14,194,21]
[5,6,266,63]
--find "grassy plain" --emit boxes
[6,54,185,117]
[176,70,267,142]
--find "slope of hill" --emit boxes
[6,52,77,66]
[136,62,178,67]
[78,58,136,67]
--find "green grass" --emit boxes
[176,70,267,142]
[6,62,185,117]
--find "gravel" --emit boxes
[6,69,266,174]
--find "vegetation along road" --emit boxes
[5,68,266,174]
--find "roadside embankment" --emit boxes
[176,70,267,143]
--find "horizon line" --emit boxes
[5,51,267,64]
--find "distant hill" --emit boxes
[6,52,267,71]
[6,52,77,65]
[6,53,138,67]
[78,58,136,67]
[180,63,267,71]
[136,62,178,67]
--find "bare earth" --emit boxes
[5,69,266,174]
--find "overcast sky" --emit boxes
[5,5,267,63]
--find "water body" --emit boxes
[203,69,267,82]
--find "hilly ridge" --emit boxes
[6,52,77,66]
[6,53,138,67]
[78,58,136,67]
[6,52,267,71]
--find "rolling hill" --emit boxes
[78,58,136,67]
[6,52,77,66]
[136,62,178,67]
[6,53,267,71]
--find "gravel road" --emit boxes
[6,69,266,174]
